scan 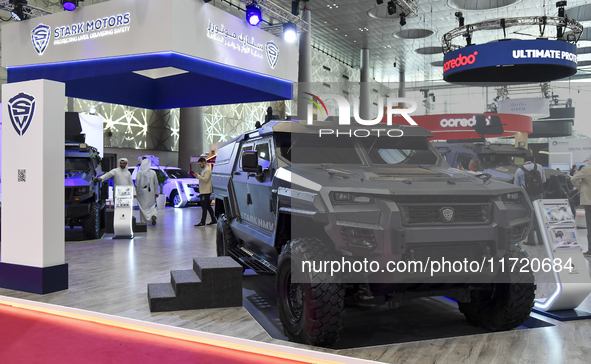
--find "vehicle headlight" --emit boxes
[75,187,89,195]
[332,192,373,204]
[501,192,521,203]
[187,184,199,188]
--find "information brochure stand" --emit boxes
[532,199,591,320]
[113,186,134,239]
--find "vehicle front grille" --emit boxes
[405,242,490,265]
[65,187,75,204]
[400,204,490,225]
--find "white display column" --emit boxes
[1,79,68,294]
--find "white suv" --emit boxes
[129,165,200,207]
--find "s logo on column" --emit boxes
[31,23,51,55]
[8,93,36,136]
[266,41,279,69]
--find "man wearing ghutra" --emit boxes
[136,158,159,225]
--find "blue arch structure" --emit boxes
[7,52,293,110]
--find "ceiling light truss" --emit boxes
[395,0,418,17]
[442,16,583,54]
[0,0,52,19]
[242,0,308,34]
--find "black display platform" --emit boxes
[242,273,554,349]
[0,262,68,294]
[532,307,591,322]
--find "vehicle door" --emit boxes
[245,137,276,236]
[231,141,255,224]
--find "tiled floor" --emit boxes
[1,206,590,363]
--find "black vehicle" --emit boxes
[212,120,536,347]
[65,143,108,239]
[433,141,580,212]
[64,112,108,239]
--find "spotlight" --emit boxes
[246,3,262,26]
[455,11,464,27]
[556,1,567,17]
[283,22,297,43]
[291,1,299,15]
[61,0,79,11]
[399,13,406,26]
[10,0,27,21]
[387,1,396,15]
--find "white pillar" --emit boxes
[296,9,312,120]
[1,79,68,294]
[359,48,371,120]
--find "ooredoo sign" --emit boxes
[385,113,532,140]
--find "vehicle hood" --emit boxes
[482,165,520,182]
[280,165,522,196]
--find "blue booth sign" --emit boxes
[443,39,577,84]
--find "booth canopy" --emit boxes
[2,0,297,110]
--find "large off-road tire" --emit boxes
[276,238,345,347]
[458,244,536,331]
[216,214,237,257]
[82,202,100,240]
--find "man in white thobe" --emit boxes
[136,158,159,225]
[98,157,136,200]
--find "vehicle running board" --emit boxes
[229,247,276,276]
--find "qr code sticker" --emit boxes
[18,169,26,182]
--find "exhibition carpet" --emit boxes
[0,303,308,364]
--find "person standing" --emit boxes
[136,158,159,225]
[193,157,216,227]
[570,165,577,176]
[514,155,546,246]
[571,156,591,256]
[459,159,480,173]
[98,157,136,196]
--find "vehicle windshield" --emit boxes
[360,137,439,165]
[164,168,192,179]
[478,154,526,167]
[65,157,92,173]
[277,134,361,164]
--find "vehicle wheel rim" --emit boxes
[173,194,181,206]
[285,272,303,323]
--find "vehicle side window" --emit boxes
[255,142,271,169]
[155,170,165,179]
[457,154,472,170]
[238,143,254,171]
[255,140,273,182]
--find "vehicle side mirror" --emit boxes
[242,150,258,172]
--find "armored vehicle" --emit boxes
[65,143,108,239]
[64,112,108,240]
[433,141,579,212]
[213,120,536,347]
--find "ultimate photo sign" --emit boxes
[443,39,577,84]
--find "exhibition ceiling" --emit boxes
[2,0,591,86]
